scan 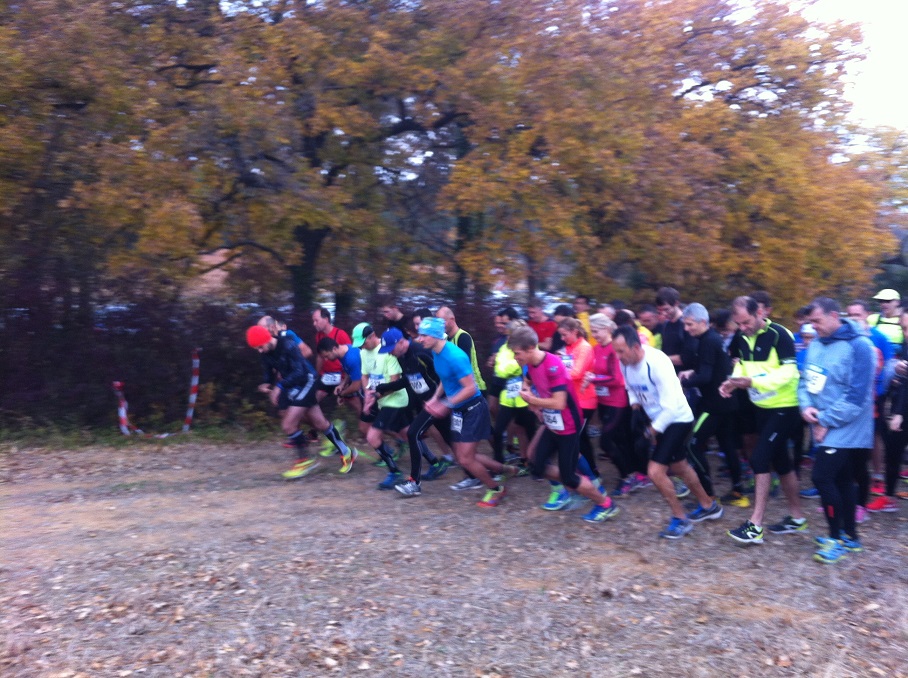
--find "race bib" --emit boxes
[406,373,430,394]
[595,385,610,397]
[748,387,777,403]
[804,365,828,395]
[560,353,574,370]
[629,385,652,406]
[367,374,382,390]
[451,411,463,433]
[505,377,522,399]
[320,372,342,386]
[542,408,565,431]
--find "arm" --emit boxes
[520,385,568,411]
[649,355,688,433]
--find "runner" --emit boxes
[721,296,806,545]
[436,306,487,394]
[245,325,358,479]
[798,298,875,563]
[557,317,603,489]
[357,322,412,490]
[489,319,536,468]
[360,327,455,498]
[417,317,518,507]
[612,326,721,538]
[584,314,645,497]
[509,326,619,523]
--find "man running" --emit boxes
[356,322,411,489]
[799,298,875,563]
[721,296,806,545]
[510,326,619,523]
[417,317,516,507]
[612,326,721,538]
[245,325,357,479]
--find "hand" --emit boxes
[719,380,735,398]
[730,377,752,389]
[519,386,534,404]
[802,407,820,425]
[897,361,908,377]
[424,398,451,419]
[364,390,376,410]
[257,383,271,394]
[890,414,903,432]
[269,388,280,406]
[582,371,595,389]
[678,370,694,382]
[812,425,828,444]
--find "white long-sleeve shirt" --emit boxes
[622,345,693,433]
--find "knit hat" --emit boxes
[417,317,446,340]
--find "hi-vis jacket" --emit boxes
[729,319,799,409]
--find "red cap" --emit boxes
[246,325,273,348]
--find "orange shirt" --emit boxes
[562,338,597,410]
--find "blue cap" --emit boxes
[379,328,405,353]
[418,317,446,340]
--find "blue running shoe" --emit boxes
[377,471,403,490]
[422,459,452,481]
[838,536,863,553]
[660,517,693,539]
[813,540,847,564]
[687,501,723,523]
[541,489,571,511]
[799,487,820,499]
[582,503,620,523]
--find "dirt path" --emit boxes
[2,441,906,677]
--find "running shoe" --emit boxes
[870,480,885,496]
[582,503,619,523]
[727,520,764,544]
[766,515,808,534]
[449,477,483,491]
[799,487,820,499]
[687,501,723,523]
[900,469,908,480]
[377,471,403,490]
[477,486,506,508]
[306,429,320,443]
[866,495,899,512]
[896,490,908,500]
[283,438,307,450]
[281,458,319,480]
[839,536,864,552]
[855,506,870,524]
[813,540,847,564]
[611,478,633,498]
[541,489,571,511]
[720,491,751,508]
[632,473,653,491]
[660,517,693,539]
[672,478,690,499]
[422,459,452,481]
[339,447,358,474]
[394,479,422,497]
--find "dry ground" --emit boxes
[1,439,906,677]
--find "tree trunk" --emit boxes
[289,224,329,312]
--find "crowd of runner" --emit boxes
[245,287,908,565]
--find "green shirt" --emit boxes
[361,348,409,409]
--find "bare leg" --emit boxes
[750,473,771,526]
[669,460,712,509]
[779,470,804,520]
[648,460,686,519]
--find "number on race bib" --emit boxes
[368,374,382,390]
[505,377,522,399]
[320,372,342,386]
[406,373,430,394]
[451,412,463,433]
[595,386,610,397]
[542,408,565,431]
[804,365,828,395]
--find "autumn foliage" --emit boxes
[0,0,898,426]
